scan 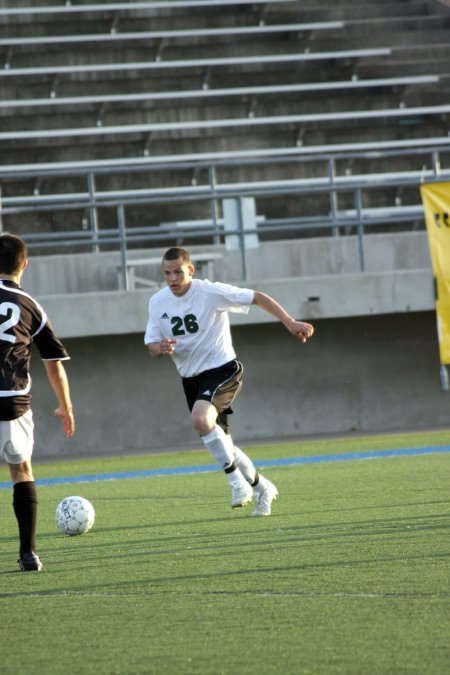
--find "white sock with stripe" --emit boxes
[202,427,246,485]
[234,446,268,492]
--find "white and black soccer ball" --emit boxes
[55,496,95,536]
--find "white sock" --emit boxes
[202,427,245,484]
[226,468,247,486]
[235,446,268,492]
[253,474,269,494]
[234,446,256,484]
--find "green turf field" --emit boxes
[0,431,449,674]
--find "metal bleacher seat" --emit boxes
[0,1,447,139]
[0,20,346,49]
[0,75,442,114]
[2,135,449,177]
[0,0,298,14]
[1,100,450,143]
[0,46,394,81]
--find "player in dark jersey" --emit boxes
[0,234,75,571]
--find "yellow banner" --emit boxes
[420,182,450,365]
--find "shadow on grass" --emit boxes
[1,548,449,598]
[1,510,445,577]
[33,508,450,541]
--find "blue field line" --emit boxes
[0,444,449,489]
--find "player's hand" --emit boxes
[289,320,314,343]
[160,338,177,356]
[55,407,75,437]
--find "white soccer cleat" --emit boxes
[230,481,253,508]
[252,480,278,516]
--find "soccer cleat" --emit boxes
[18,551,43,572]
[230,481,253,508]
[252,480,278,516]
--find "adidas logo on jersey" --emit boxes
[161,313,169,319]
[202,389,211,396]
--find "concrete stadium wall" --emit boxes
[24,231,432,297]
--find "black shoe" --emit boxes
[18,551,43,572]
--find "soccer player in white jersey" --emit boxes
[145,247,314,516]
[0,234,75,571]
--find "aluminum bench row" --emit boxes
[1,136,448,179]
[1,102,449,142]
[0,75,440,112]
[0,0,299,17]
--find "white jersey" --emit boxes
[144,278,254,377]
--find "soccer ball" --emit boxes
[55,496,95,536]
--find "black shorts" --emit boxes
[182,360,244,434]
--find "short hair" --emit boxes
[0,233,27,275]
[163,247,192,265]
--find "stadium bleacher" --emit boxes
[1,0,450,263]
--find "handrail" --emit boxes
[2,165,448,214]
[13,204,429,284]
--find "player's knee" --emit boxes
[8,461,34,484]
[191,403,216,435]
[191,412,212,436]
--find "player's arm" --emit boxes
[145,305,177,358]
[43,360,75,437]
[252,290,314,343]
[147,339,177,358]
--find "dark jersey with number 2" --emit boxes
[0,279,69,421]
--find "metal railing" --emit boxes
[1,140,448,285]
